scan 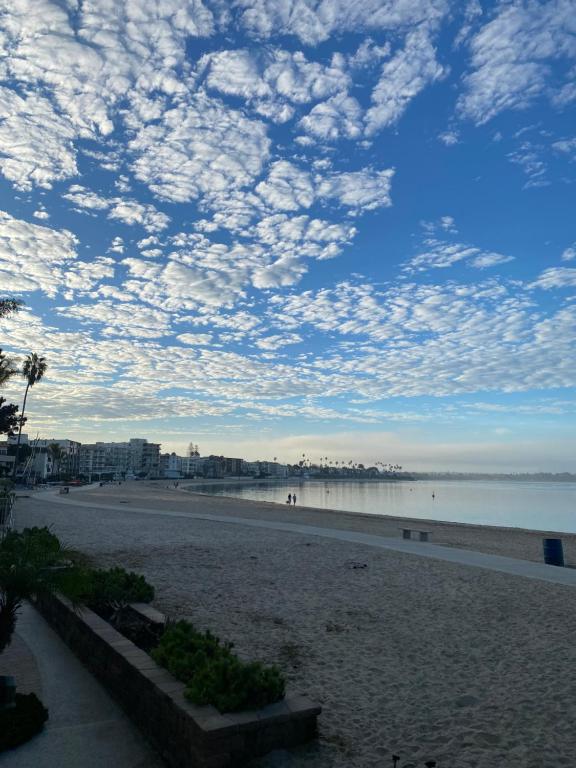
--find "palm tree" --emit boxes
[12,354,47,482]
[47,443,64,479]
[0,350,16,388]
[0,299,23,319]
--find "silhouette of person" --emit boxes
[287,493,292,504]
[293,493,297,505]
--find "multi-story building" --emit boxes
[159,452,183,479]
[7,435,81,481]
[79,438,161,480]
[181,455,208,477]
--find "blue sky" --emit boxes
[0,0,575,471]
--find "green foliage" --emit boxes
[152,620,285,713]
[0,527,69,653]
[0,527,64,595]
[0,693,48,751]
[186,655,285,713]
[151,620,232,681]
[75,567,154,611]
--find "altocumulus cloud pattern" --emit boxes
[0,0,575,454]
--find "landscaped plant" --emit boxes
[0,527,68,653]
[67,566,154,625]
[152,620,285,713]
[186,654,286,713]
[0,693,48,751]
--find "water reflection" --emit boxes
[188,479,576,533]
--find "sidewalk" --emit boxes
[0,603,163,768]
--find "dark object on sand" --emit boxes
[543,538,564,567]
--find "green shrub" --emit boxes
[151,620,233,682]
[185,655,285,713]
[0,693,48,751]
[83,567,154,608]
[60,566,154,611]
[152,620,285,713]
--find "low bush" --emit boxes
[152,620,285,713]
[186,655,286,713]
[0,693,48,751]
[58,565,154,612]
[79,567,154,610]
[152,620,233,681]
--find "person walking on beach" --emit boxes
[293,493,297,505]
[287,493,292,504]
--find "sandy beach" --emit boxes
[14,482,576,767]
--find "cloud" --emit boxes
[57,300,172,338]
[63,185,171,233]
[0,87,78,190]
[0,211,79,296]
[531,267,576,290]
[404,239,514,273]
[129,92,271,204]
[365,28,445,135]
[228,0,449,45]
[176,333,213,345]
[299,91,363,141]
[459,0,576,123]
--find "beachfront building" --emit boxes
[159,452,183,479]
[7,434,81,481]
[79,438,161,480]
[246,460,288,478]
[181,455,208,477]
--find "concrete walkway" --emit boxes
[39,493,576,588]
[0,604,163,768]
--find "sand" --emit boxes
[14,482,576,768]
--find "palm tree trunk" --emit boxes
[11,383,30,482]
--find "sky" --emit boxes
[0,0,575,472]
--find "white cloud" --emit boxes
[229,0,449,46]
[57,300,172,338]
[404,239,514,273]
[561,245,576,262]
[176,333,213,345]
[201,48,348,110]
[64,185,170,233]
[299,91,363,141]
[316,168,394,211]
[0,87,77,190]
[0,211,79,296]
[459,0,576,123]
[531,267,576,290]
[365,28,445,135]
[129,93,271,204]
[255,333,302,350]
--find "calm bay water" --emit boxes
[190,479,576,533]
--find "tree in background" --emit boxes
[0,300,22,320]
[47,443,64,479]
[0,399,22,439]
[11,354,48,482]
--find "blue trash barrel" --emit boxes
[543,538,564,567]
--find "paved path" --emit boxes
[38,492,576,588]
[0,604,163,768]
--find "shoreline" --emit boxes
[157,481,576,564]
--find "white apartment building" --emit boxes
[79,438,161,480]
[7,435,81,481]
[159,452,183,479]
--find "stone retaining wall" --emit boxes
[35,594,320,767]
